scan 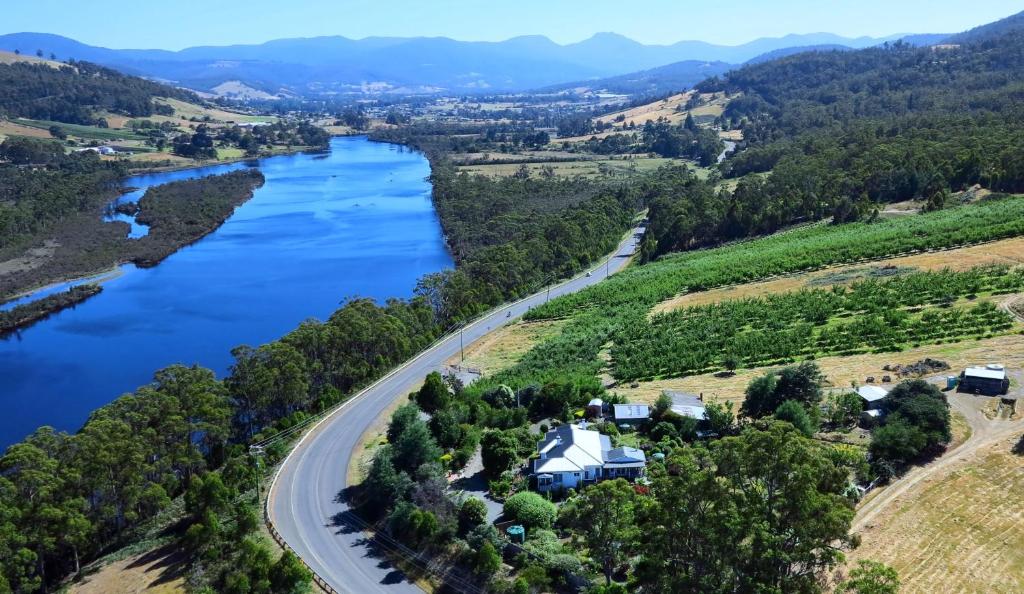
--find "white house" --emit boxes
[856,386,889,410]
[534,424,646,492]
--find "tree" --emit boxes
[387,404,421,444]
[774,400,816,437]
[635,422,855,593]
[362,446,410,515]
[392,417,441,474]
[704,401,735,435]
[825,392,863,428]
[837,560,900,594]
[503,492,557,530]
[563,479,639,585]
[415,371,449,413]
[742,371,779,418]
[459,497,488,533]
[869,420,927,467]
[653,392,672,417]
[473,541,501,577]
[481,430,520,479]
[270,550,312,593]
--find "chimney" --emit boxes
[699,392,703,401]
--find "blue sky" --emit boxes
[3,0,1021,49]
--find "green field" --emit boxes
[462,195,1024,397]
[613,266,1022,380]
[16,118,149,141]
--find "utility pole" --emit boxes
[460,325,465,362]
[606,257,610,277]
[249,445,264,505]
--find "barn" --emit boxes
[959,364,1010,396]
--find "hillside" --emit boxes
[540,60,733,97]
[0,57,198,124]
[0,31,930,96]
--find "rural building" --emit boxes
[856,385,889,410]
[586,398,605,418]
[665,390,707,420]
[534,423,646,492]
[960,365,1010,396]
[856,386,889,426]
[612,403,649,425]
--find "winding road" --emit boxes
[268,225,644,594]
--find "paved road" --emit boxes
[268,225,644,594]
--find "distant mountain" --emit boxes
[0,31,925,96]
[743,44,853,66]
[946,9,1024,44]
[540,60,733,96]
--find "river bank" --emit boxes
[0,169,265,307]
[0,136,452,447]
[0,284,102,336]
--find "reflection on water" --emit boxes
[0,137,453,447]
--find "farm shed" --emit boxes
[665,390,708,420]
[856,385,890,411]
[613,403,650,425]
[960,364,1010,396]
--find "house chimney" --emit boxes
[699,392,703,401]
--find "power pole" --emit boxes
[460,325,465,362]
[249,445,264,505]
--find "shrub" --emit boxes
[503,492,557,530]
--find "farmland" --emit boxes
[455,156,675,178]
[612,266,1024,381]
[462,196,1024,400]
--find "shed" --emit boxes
[856,386,889,411]
[960,365,1010,396]
[665,391,707,420]
[613,403,650,424]
[587,398,604,418]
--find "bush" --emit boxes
[774,400,816,437]
[459,497,488,533]
[503,492,557,530]
[473,541,502,577]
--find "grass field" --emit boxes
[0,49,64,68]
[15,118,149,141]
[447,318,568,376]
[848,434,1024,593]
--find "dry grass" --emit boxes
[652,236,1024,315]
[446,319,567,376]
[456,157,674,178]
[0,118,55,139]
[150,98,274,126]
[0,50,64,68]
[70,546,187,594]
[612,334,1024,406]
[847,434,1024,593]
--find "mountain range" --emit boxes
[0,30,948,97]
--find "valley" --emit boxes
[3,5,1024,594]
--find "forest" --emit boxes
[0,60,197,124]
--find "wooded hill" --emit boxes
[0,59,199,125]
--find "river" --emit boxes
[0,137,453,448]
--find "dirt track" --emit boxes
[853,389,1024,533]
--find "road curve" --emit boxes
[268,225,644,593]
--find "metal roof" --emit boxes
[856,386,890,402]
[613,403,650,420]
[964,366,1007,380]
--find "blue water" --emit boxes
[0,137,453,448]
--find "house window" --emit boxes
[574,472,580,477]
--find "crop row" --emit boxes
[611,267,1024,380]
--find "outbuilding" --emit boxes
[960,364,1010,396]
[613,403,650,425]
[856,385,889,411]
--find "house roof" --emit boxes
[613,403,650,420]
[588,398,604,407]
[856,386,890,402]
[534,424,610,474]
[666,391,707,420]
[964,366,1007,380]
[604,446,647,465]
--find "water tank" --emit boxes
[987,364,1005,371]
[506,525,525,544]
[946,376,959,390]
